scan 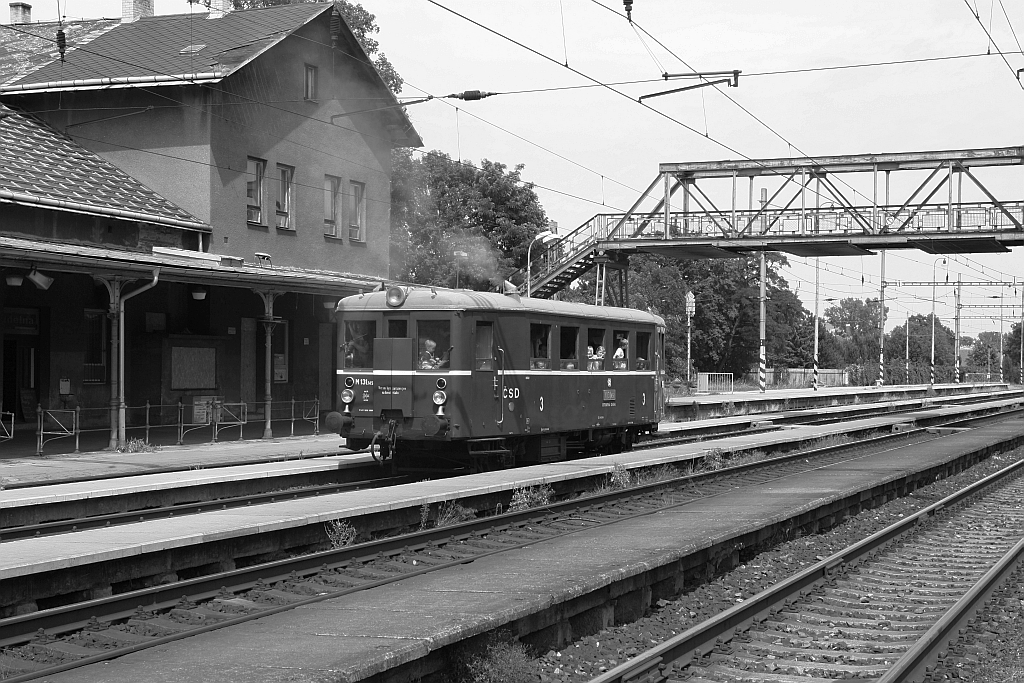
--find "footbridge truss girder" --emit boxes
[526,146,1024,300]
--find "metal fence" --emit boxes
[26,397,322,455]
[696,372,734,394]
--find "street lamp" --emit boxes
[526,231,555,298]
[930,257,947,386]
[453,251,468,289]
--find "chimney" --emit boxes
[9,2,31,23]
[121,0,152,22]
[207,0,231,19]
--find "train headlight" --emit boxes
[341,388,355,404]
[385,286,407,307]
[432,390,447,405]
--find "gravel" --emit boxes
[527,447,1024,683]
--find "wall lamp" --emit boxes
[190,286,207,300]
[322,298,338,309]
[5,272,23,286]
[26,268,54,290]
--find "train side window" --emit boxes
[560,326,579,370]
[636,331,651,370]
[611,330,629,370]
[475,322,494,370]
[418,320,452,370]
[388,319,408,338]
[586,328,606,370]
[530,323,551,370]
[343,320,375,369]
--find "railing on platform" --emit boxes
[696,372,734,395]
[26,397,323,454]
[1,407,14,443]
[36,405,79,455]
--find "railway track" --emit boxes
[0,475,411,542]
[589,443,1024,683]
[2,410,1020,681]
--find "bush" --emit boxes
[434,500,476,527]
[464,640,533,683]
[325,519,357,548]
[508,484,554,512]
[116,437,158,453]
[702,448,727,471]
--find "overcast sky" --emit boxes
[21,0,1024,337]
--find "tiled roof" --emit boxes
[0,18,119,86]
[0,103,207,230]
[3,4,331,89]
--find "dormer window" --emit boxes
[304,64,318,101]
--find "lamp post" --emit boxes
[526,230,555,298]
[453,251,467,289]
[930,257,947,386]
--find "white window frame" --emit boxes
[304,64,318,101]
[348,180,365,241]
[276,164,294,230]
[324,175,341,236]
[246,157,265,224]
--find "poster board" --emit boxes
[171,346,217,390]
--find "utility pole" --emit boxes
[905,314,910,384]
[954,277,961,383]
[758,188,767,393]
[813,258,819,391]
[878,250,885,386]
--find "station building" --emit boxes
[0,0,420,446]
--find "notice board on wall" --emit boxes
[171,346,217,390]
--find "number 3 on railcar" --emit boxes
[325,285,665,471]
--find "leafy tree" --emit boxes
[884,314,956,383]
[227,0,403,94]
[391,151,548,289]
[968,330,1005,378]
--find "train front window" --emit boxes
[636,331,651,370]
[612,330,629,370]
[530,323,551,370]
[475,322,494,370]
[560,326,579,370]
[587,328,606,370]
[418,320,451,370]
[388,319,408,338]
[343,320,375,369]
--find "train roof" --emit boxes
[335,287,665,326]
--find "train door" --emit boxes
[472,320,501,433]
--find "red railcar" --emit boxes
[325,286,665,471]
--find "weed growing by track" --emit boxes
[325,519,357,548]
[116,437,159,454]
[434,500,476,528]
[509,484,554,512]
[447,633,534,683]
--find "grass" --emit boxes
[447,634,534,683]
[434,500,476,528]
[508,484,554,512]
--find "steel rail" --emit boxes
[0,476,412,542]
[587,445,1024,683]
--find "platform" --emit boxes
[33,413,1024,683]
[2,396,1021,585]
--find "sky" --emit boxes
[17,0,1024,338]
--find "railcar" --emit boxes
[325,285,665,471]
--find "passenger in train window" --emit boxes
[420,339,439,369]
[613,338,628,359]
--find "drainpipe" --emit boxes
[117,269,159,447]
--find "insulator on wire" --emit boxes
[623,0,633,22]
[56,29,66,62]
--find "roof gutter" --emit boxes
[0,72,224,94]
[0,192,209,231]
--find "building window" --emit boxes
[348,180,365,241]
[246,157,265,224]
[304,64,318,101]
[324,175,341,236]
[276,164,294,229]
[83,309,107,383]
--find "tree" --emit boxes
[391,151,548,289]
[228,0,403,94]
